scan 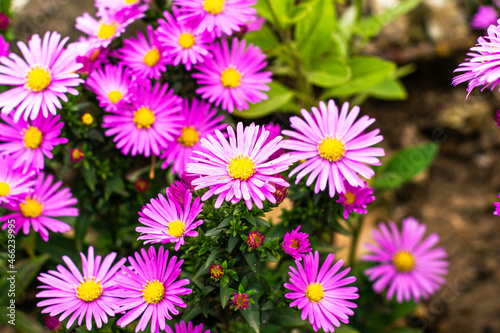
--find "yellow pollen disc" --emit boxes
[125,0,138,4]
[71,149,84,161]
[290,239,299,250]
[203,0,225,14]
[318,136,345,162]
[0,182,10,196]
[393,251,415,272]
[97,23,117,39]
[19,197,43,218]
[76,277,103,302]
[344,191,356,205]
[178,126,199,147]
[306,283,324,303]
[142,280,165,304]
[108,90,123,104]
[133,106,155,129]
[26,67,51,92]
[227,154,256,181]
[143,48,161,67]
[178,33,195,49]
[221,68,242,88]
[82,113,94,125]
[23,126,43,149]
[168,220,186,238]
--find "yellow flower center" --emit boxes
[97,23,117,39]
[26,66,51,92]
[344,191,356,205]
[23,126,43,149]
[178,33,195,49]
[133,106,155,129]
[168,220,186,238]
[19,197,43,218]
[227,154,256,181]
[221,68,241,88]
[143,48,161,67]
[142,280,165,304]
[0,182,10,196]
[76,277,103,302]
[210,265,224,278]
[71,149,84,161]
[125,0,138,4]
[108,90,123,104]
[203,0,225,14]
[178,126,200,147]
[290,239,299,250]
[305,283,324,303]
[81,113,94,125]
[393,251,415,272]
[318,136,345,162]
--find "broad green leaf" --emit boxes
[228,235,239,252]
[244,25,280,53]
[307,56,351,88]
[243,252,257,272]
[241,302,261,333]
[235,81,295,119]
[254,0,294,27]
[220,283,230,308]
[181,305,202,322]
[366,78,407,100]
[255,217,270,227]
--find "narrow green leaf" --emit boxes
[82,164,96,191]
[228,235,239,253]
[243,252,257,272]
[220,283,230,309]
[204,249,224,270]
[255,217,270,227]
[241,302,260,333]
[16,254,50,291]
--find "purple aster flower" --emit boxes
[284,251,358,332]
[0,114,68,174]
[36,246,126,330]
[166,320,210,333]
[283,100,385,198]
[193,37,272,113]
[362,217,449,303]
[337,180,375,219]
[95,0,150,14]
[261,122,284,160]
[160,98,226,174]
[113,246,192,333]
[0,154,36,205]
[495,193,500,216]
[68,37,111,76]
[137,188,204,251]
[471,5,498,30]
[186,122,295,210]
[86,64,135,111]
[0,34,9,58]
[116,25,169,80]
[43,315,61,331]
[0,172,78,241]
[282,225,312,260]
[0,32,83,121]
[247,230,265,249]
[157,10,213,71]
[232,292,250,310]
[166,180,190,206]
[102,80,183,157]
[209,264,224,279]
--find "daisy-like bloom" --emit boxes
[114,246,192,333]
[0,32,83,121]
[166,321,210,333]
[282,225,312,260]
[36,247,126,330]
[70,148,85,163]
[81,113,93,125]
[284,251,359,333]
[495,193,500,216]
[102,80,183,157]
[157,11,213,71]
[0,172,78,241]
[209,264,224,279]
[232,292,249,310]
[137,188,204,251]
[0,114,68,174]
[174,0,257,37]
[336,180,375,220]
[86,64,135,111]
[187,122,295,210]
[160,98,226,174]
[471,5,498,30]
[247,230,265,249]
[362,217,449,303]
[0,34,9,58]
[95,0,150,14]
[283,100,385,198]
[116,25,169,80]
[0,154,36,205]
[193,38,272,113]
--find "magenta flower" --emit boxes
[209,264,224,279]
[0,114,68,174]
[137,188,204,251]
[102,80,183,157]
[0,34,9,58]
[284,251,358,332]
[0,172,78,241]
[283,100,384,197]
[247,230,265,249]
[86,64,135,111]
[0,154,36,205]
[362,217,449,303]
[43,315,61,331]
[160,98,226,174]
[261,122,283,160]
[166,321,210,333]
[337,180,375,219]
[0,32,83,121]
[282,225,312,260]
[495,193,500,216]
[114,246,192,333]
[36,247,126,330]
[95,0,150,14]
[272,177,288,205]
[166,180,190,206]
[232,292,250,310]
[186,122,295,210]
[471,5,498,30]
[70,148,85,163]
[68,37,111,76]
[0,12,10,30]
[193,37,272,113]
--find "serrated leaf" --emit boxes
[235,82,295,119]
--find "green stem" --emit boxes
[348,216,364,270]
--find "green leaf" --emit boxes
[241,302,260,333]
[334,325,361,333]
[220,283,230,309]
[254,0,294,27]
[366,78,407,100]
[307,56,351,88]
[1,310,46,333]
[228,235,239,252]
[285,3,312,24]
[268,307,308,327]
[255,217,270,227]
[182,305,202,323]
[204,249,225,270]
[243,252,257,272]
[244,25,280,53]
[244,214,257,227]
[16,254,50,291]
[82,164,96,191]
[104,174,125,200]
[235,82,295,119]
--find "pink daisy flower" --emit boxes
[160,98,226,174]
[0,32,83,121]
[95,0,150,14]
[284,251,358,332]
[282,225,312,260]
[0,172,78,241]
[36,246,126,330]
[283,100,385,198]
[471,5,498,30]
[261,122,283,160]
[137,188,204,251]
[86,64,135,111]
[157,11,213,71]
[494,193,500,216]
[114,246,192,333]
[0,34,9,58]
[193,37,272,113]
[0,154,36,205]
[362,217,449,303]
[116,25,169,80]
[174,0,257,37]
[0,114,68,174]
[102,80,183,157]
[166,320,210,333]
[336,180,375,219]
[186,122,295,210]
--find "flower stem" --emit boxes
[348,216,364,270]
